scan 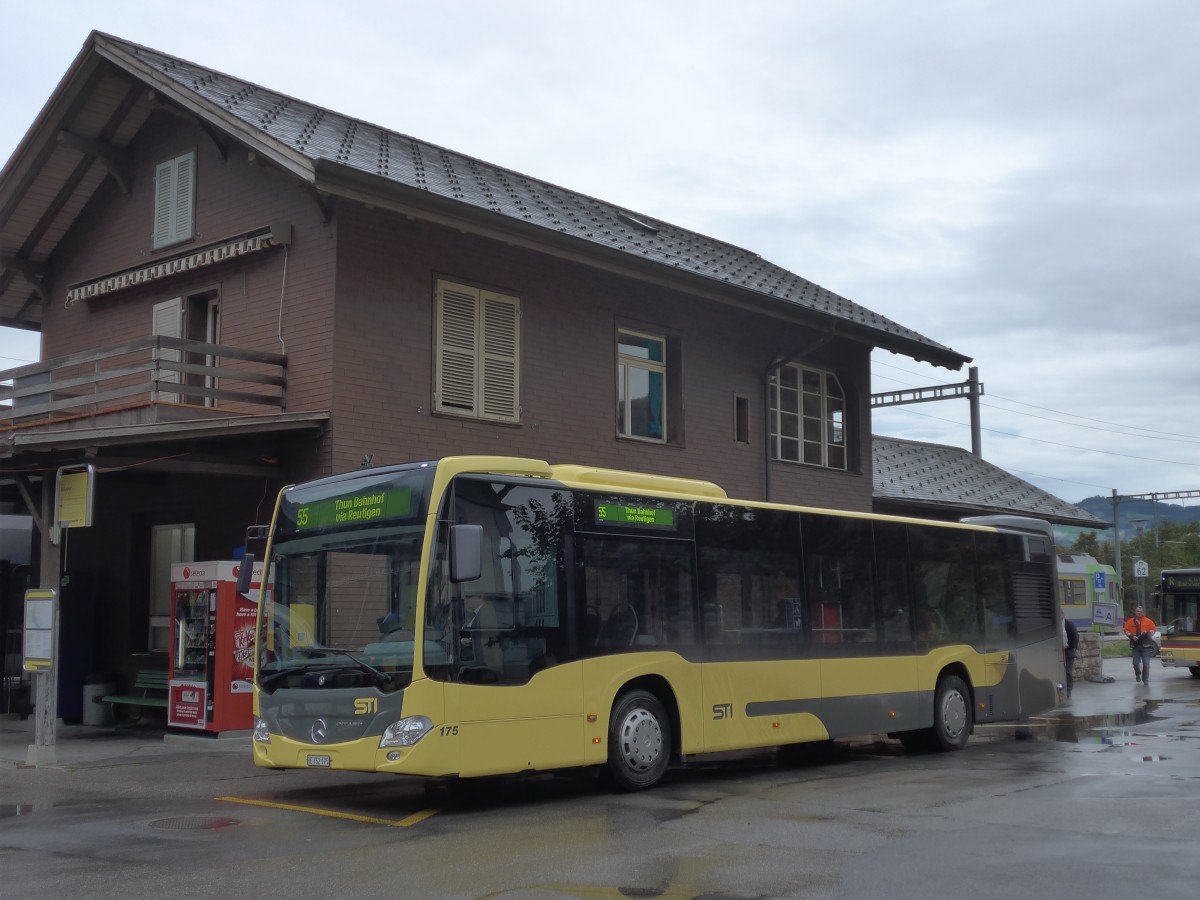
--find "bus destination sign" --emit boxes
[595,501,676,529]
[295,487,413,531]
[1164,573,1200,591]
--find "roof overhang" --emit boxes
[0,411,328,485]
[1,410,328,455]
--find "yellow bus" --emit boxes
[1155,569,1200,678]
[249,456,1064,790]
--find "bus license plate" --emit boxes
[307,754,331,767]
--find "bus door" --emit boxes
[441,585,584,776]
[810,519,921,738]
[437,479,585,776]
[444,674,585,777]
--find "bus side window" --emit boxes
[801,514,877,649]
[579,536,696,655]
[873,521,912,646]
[977,533,1013,645]
[909,525,984,644]
[695,504,803,661]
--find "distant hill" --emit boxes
[1074,495,1200,538]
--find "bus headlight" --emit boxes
[379,715,434,748]
[253,717,271,744]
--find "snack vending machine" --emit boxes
[168,559,262,732]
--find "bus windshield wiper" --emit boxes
[302,646,394,685]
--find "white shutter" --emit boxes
[434,281,520,422]
[152,151,195,248]
[153,159,175,248]
[171,152,195,244]
[479,292,519,421]
[435,283,479,413]
[152,297,183,402]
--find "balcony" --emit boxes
[0,336,286,434]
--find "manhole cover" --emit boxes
[151,816,240,831]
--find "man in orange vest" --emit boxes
[1123,606,1158,685]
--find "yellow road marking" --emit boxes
[216,795,439,827]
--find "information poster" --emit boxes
[23,589,57,671]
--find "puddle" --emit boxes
[151,816,240,830]
[1044,708,1165,744]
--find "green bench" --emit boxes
[99,669,169,723]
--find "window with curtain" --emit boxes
[617,329,666,441]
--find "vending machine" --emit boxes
[168,559,262,733]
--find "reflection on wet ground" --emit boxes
[1038,698,1199,759]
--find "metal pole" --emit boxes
[968,366,982,457]
[26,481,61,767]
[1111,489,1123,605]
[763,365,774,502]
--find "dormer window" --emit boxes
[153,150,195,249]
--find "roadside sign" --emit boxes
[55,464,95,529]
[1093,601,1119,627]
[1133,559,1150,579]
[22,589,57,671]
[1093,572,1106,590]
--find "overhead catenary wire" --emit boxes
[872,361,1200,445]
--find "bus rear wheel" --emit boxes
[931,674,972,751]
[605,689,671,791]
[1189,666,1200,679]
[898,674,972,754]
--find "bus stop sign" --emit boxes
[1093,602,1119,627]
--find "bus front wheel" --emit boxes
[605,689,671,791]
[1189,666,1200,679]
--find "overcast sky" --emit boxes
[2,1,1198,506]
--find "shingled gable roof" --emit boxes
[873,435,1106,528]
[0,31,969,370]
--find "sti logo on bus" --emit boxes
[712,703,733,720]
[354,697,378,715]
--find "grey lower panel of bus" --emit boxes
[746,692,930,738]
[264,688,401,745]
[741,660,1054,739]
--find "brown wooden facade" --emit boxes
[0,33,970,718]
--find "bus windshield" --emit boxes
[256,465,435,693]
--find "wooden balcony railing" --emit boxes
[0,336,286,426]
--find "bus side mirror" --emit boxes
[450,524,483,583]
[235,553,256,595]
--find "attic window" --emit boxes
[615,211,659,234]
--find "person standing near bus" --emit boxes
[1063,618,1079,697]
[1123,605,1157,685]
